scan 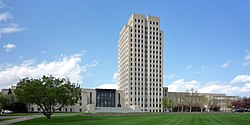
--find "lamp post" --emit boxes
[110,93,111,112]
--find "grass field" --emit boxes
[10,113,250,125]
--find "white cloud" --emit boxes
[112,71,118,81]
[0,1,25,39]
[40,50,48,54]
[95,83,118,89]
[0,1,6,8]
[0,12,12,22]
[186,65,192,69]
[230,74,250,84]
[166,74,176,80]
[96,71,118,90]
[0,23,25,34]
[221,60,232,68]
[168,79,200,92]
[0,53,97,89]
[3,43,16,52]
[243,51,250,66]
[168,76,250,96]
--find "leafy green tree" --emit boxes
[0,93,7,111]
[0,93,14,112]
[162,97,171,112]
[15,75,81,119]
[226,103,233,112]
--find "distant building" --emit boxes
[1,86,16,95]
[1,86,239,113]
[11,88,127,113]
[167,92,239,112]
[118,14,164,112]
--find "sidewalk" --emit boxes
[0,113,79,125]
[0,115,42,125]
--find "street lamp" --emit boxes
[110,93,111,112]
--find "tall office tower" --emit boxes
[118,14,164,112]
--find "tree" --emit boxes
[0,93,14,112]
[172,92,186,112]
[226,103,233,112]
[162,97,171,112]
[242,97,250,109]
[7,88,12,95]
[0,93,7,111]
[15,75,81,119]
[184,88,197,112]
[231,97,250,110]
[207,96,221,112]
[194,95,207,112]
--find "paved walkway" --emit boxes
[0,113,78,125]
[0,115,42,125]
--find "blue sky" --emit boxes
[0,0,250,96]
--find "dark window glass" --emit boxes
[96,89,116,107]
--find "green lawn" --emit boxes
[10,113,250,125]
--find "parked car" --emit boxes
[2,110,13,114]
[232,109,247,113]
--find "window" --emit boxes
[90,92,92,104]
